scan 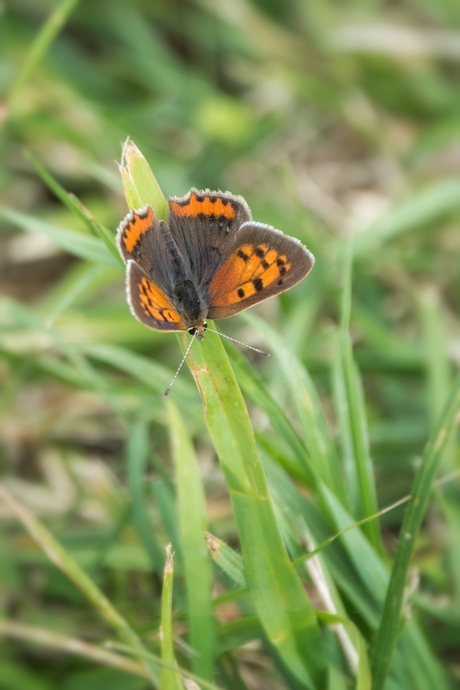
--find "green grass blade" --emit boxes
[205,532,247,588]
[217,617,264,655]
[353,178,460,257]
[264,455,383,624]
[152,481,184,570]
[160,545,183,690]
[0,620,151,680]
[336,241,382,550]
[122,140,325,688]
[0,206,118,265]
[0,485,159,688]
[399,620,450,690]
[317,612,371,690]
[120,138,169,220]
[179,325,326,689]
[242,311,343,499]
[370,378,460,690]
[7,0,79,112]
[168,400,216,681]
[126,423,165,572]
[418,288,456,475]
[82,342,196,405]
[318,486,387,609]
[390,621,449,690]
[104,643,223,690]
[25,151,122,264]
[227,346,314,484]
[43,263,108,326]
[419,288,451,425]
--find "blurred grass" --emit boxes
[1,1,460,689]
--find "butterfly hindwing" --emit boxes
[207,222,314,319]
[126,260,187,332]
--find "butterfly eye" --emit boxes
[187,323,207,337]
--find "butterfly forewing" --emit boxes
[168,189,252,287]
[117,206,157,265]
[118,206,193,300]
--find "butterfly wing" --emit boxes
[168,189,252,288]
[118,205,193,303]
[207,222,314,319]
[126,260,187,332]
[117,205,157,268]
[118,194,314,327]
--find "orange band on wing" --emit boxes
[138,276,183,323]
[209,244,253,296]
[122,207,155,253]
[170,193,236,219]
[210,245,291,307]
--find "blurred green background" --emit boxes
[1,1,460,689]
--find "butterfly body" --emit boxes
[117,189,314,336]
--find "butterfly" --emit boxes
[117,189,315,339]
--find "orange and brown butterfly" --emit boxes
[117,189,314,338]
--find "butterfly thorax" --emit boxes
[173,279,207,338]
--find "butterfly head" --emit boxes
[187,322,207,340]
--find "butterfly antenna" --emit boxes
[204,326,269,356]
[164,332,198,397]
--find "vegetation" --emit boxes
[1,1,460,689]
